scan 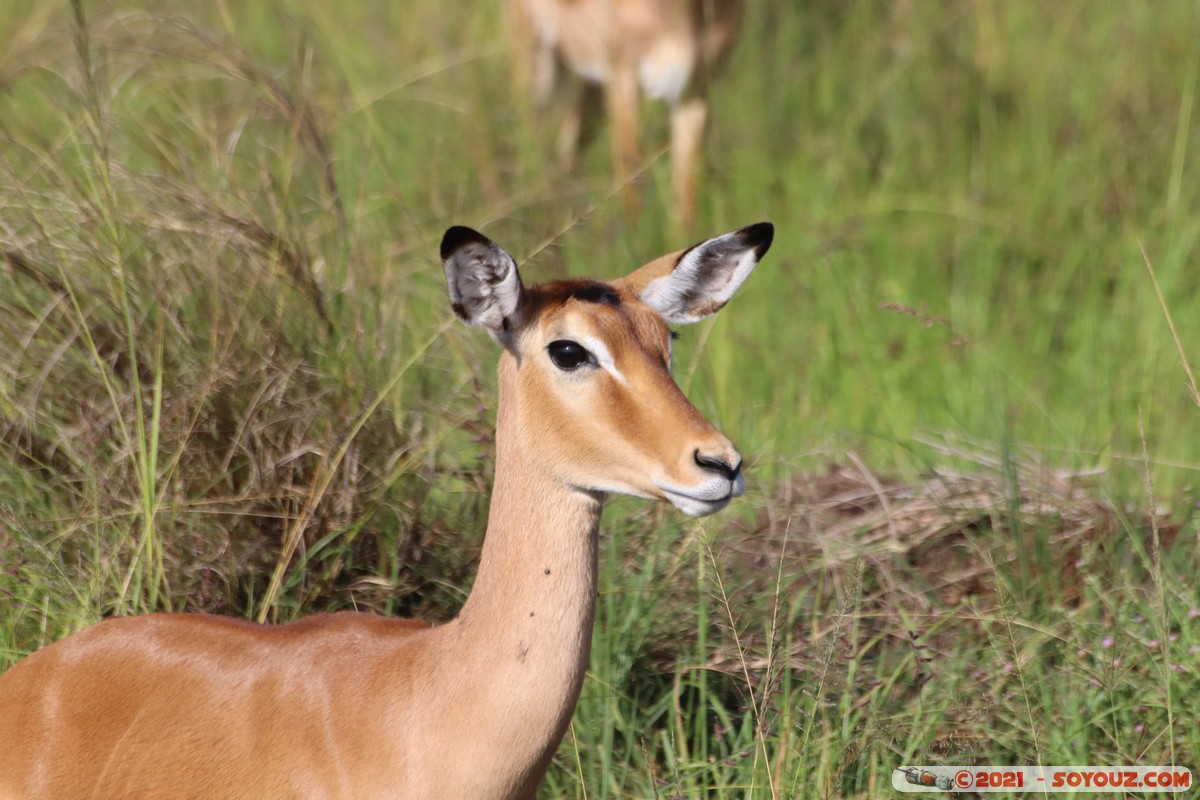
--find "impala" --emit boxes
[508,0,743,226]
[0,221,774,799]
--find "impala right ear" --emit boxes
[441,226,525,339]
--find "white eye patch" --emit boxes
[578,336,627,384]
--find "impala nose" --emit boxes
[693,449,742,482]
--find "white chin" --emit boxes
[658,474,744,517]
[662,489,733,517]
[670,495,731,517]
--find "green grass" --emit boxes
[1,0,1199,796]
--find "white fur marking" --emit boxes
[639,231,761,324]
[638,38,695,103]
[579,336,626,384]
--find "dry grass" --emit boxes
[0,167,404,613]
[0,7,476,636]
[736,438,1146,611]
[709,436,1185,672]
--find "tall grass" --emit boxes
[1,0,1198,796]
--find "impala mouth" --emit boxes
[659,475,745,517]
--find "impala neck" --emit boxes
[451,352,603,765]
[458,407,603,641]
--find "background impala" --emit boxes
[507,0,743,226]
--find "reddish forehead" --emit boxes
[525,279,669,348]
[526,279,622,309]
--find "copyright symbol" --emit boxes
[954,770,972,788]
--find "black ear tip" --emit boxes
[440,225,494,261]
[739,222,774,258]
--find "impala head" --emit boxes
[442,222,773,516]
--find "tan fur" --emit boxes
[509,0,743,225]
[0,227,767,799]
[614,247,689,295]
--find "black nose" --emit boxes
[694,450,741,482]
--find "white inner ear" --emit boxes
[447,243,522,332]
[639,232,760,324]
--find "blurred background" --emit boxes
[1,1,1198,795]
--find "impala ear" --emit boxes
[441,226,524,339]
[615,222,774,324]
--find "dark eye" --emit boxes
[547,340,591,371]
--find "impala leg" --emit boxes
[531,41,558,109]
[557,79,604,171]
[507,0,551,106]
[670,94,707,228]
[606,59,642,217]
[556,75,584,170]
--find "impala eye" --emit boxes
[547,340,591,371]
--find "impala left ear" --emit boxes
[615,222,774,324]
